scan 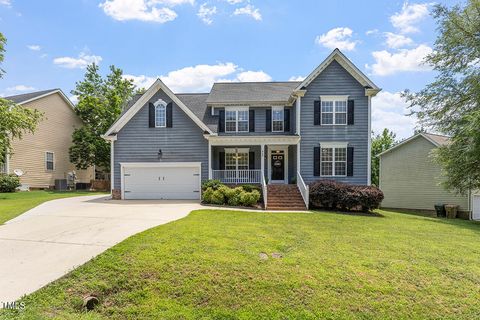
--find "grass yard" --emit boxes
[3,209,480,319]
[0,191,107,224]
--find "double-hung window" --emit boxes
[154,99,167,127]
[225,148,249,170]
[321,96,348,125]
[320,144,347,177]
[225,107,249,132]
[45,152,54,171]
[272,106,284,132]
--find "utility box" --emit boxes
[55,179,68,191]
[445,204,458,219]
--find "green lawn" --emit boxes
[3,209,480,319]
[0,191,107,224]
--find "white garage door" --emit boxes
[473,195,480,220]
[122,163,201,200]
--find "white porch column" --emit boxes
[295,95,301,135]
[208,140,212,179]
[110,139,114,193]
[260,144,265,180]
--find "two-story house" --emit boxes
[103,49,381,209]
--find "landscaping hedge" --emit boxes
[202,180,261,207]
[309,180,383,212]
[0,174,20,193]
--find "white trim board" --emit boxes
[14,89,76,110]
[105,79,213,136]
[296,49,381,96]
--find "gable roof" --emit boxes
[296,48,381,95]
[105,79,214,136]
[206,81,301,105]
[377,133,450,157]
[177,93,218,133]
[4,88,75,108]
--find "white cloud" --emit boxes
[315,27,359,51]
[27,44,41,51]
[367,44,432,76]
[226,0,243,4]
[390,2,429,34]
[235,70,271,82]
[124,62,273,92]
[372,91,416,139]
[365,29,379,35]
[233,4,261,21]
[69,95,79,105]
[0,0,11,7]
[384,32,413,49]
[289,75,305,81]
[6,85,35,92]
[53,52,103,69]
[99,0,178,23]
[197,3,216,25]
[149,0,194,5]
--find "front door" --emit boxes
[271,151,285,182]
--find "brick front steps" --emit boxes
[266,184,307,211]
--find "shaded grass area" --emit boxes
[3,209,480,319]
[0,191,107,224]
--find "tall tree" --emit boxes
[0,33,43,163]
[403,0,480,194]
[371,129,397,187]
[69,64,136,171]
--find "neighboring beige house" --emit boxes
[1,89,94,189]
[378,133,478,220]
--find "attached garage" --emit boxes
[120,163,201,200]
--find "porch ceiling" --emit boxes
[206,135,300,146]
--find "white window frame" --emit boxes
[319,142,348,177]
[225,106,249,133]
[154,99,167,128]
[320,95,348,126]
[45,151,55,171]
[271,106,284,133]
[224,148,249,171]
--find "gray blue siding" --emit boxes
[113,89,209,189]
[299,60,369,185]
[213,106,296,135]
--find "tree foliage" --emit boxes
[0,33,43,163]
[69,64,136,170]
[403,0,480,194]
[371,129,397,187]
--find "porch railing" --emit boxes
[297,171,309,209]
[261,174,268,209]
[212,170,262,184]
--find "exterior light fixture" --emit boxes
[157,149,163,160]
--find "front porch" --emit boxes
[207,137,299,185]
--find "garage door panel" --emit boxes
[123,164,201,200]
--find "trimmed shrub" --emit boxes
[239,184,257,193]
[210,189,225,205]
[202,187,215,203]
[202,179,223,191]
[221,186,243,206]
[0,174,20,193]
[239,190,261,206]
[309,180,383,213]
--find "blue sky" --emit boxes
[0,0,457,138]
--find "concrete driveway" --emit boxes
[0,195,202,301]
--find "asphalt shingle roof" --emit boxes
[177,93,217,132]
[4,89,59,104]
[206,81,301,104]
[423,133,450,146]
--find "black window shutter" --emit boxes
[249,110,255,132]
[314,100,321,125]
[166,102,173,128]
[347,147,354,176]
[218,110,225,133]
[347,100,354,125]
[266,109,272,132]
[219,152,225,170]
[249,152,255,169]
[284,108,290,132]
[148,103,155,128]
[314,147,320,176]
